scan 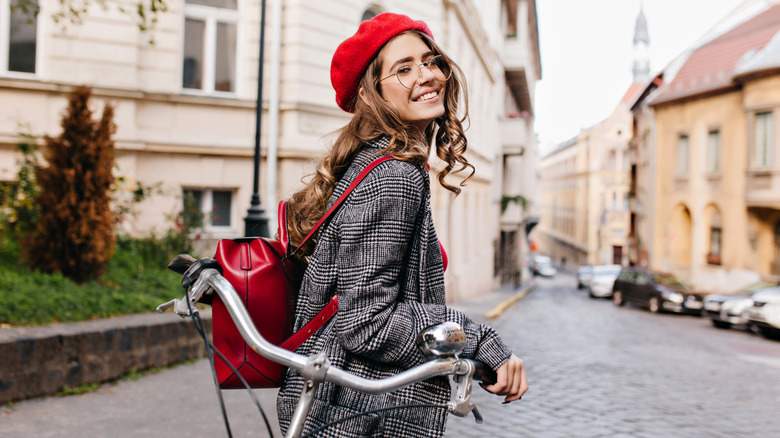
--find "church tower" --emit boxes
[632,1,650,82]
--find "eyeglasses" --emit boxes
[379,55,452,89]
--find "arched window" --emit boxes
[708,210,722,265]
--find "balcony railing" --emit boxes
[745,169,780,207]
[500,117,529,150]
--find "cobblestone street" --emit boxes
[3,272,780,437]
[447,273,780,438]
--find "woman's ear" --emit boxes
[358,86,370,106]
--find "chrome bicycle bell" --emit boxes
[416,322,466,358]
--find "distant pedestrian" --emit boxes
[278,12,528,437]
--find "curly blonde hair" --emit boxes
[286,31,474,260]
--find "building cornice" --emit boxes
[444,0,498,83]
[0,78,257,109]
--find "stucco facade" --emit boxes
[639,3,780,291]
[0,0,541,301]
[536,98,632,269]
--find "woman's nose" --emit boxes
[417,64,438,85]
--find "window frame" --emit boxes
[182,1,241,97]
[676,134,690,176]
[1,0,39,78]
[706,129,721,173]
[753,111,773,169]
[182,187,236,234]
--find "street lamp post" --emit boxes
[244,0,270,237]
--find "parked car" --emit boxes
[704,281,780,330]
[745,288,780,339]
[587,264,623,298]
[612,268,704,315]
[576,265,593,289]
[532,255,557,277]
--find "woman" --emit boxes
[278,12,528,437]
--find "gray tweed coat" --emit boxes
[277,137,512,437]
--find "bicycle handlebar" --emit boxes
[199,268,491,393]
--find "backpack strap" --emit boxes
[286,155,395,258]
[280,155,395,351]
[280,294,338,351]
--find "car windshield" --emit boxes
[593,266,621,276]
[652,272,689,288]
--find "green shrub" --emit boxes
[0,236,183,326]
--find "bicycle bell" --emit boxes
[416,321,466,358]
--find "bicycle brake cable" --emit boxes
[185,290,274,438]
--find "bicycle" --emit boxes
[157,255,494,438]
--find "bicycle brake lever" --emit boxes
[156,297,194,317]
[470,405,483,424]
[448,367,483,423]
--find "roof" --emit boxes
[734,28,780,79]
[651,4,780,106]
[620,82,645,106]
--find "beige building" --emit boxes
[0,0,541,301]
[636,3,780,291]
[534,6,649,269]
[536,90,635,269]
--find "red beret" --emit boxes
[331,13,434,113]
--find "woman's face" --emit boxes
[376,33,447,132]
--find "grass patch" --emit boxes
[0,236,195,326]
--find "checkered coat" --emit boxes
[277,138,512,437]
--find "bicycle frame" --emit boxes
[159,266,486,438]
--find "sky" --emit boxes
[534,0,747,152]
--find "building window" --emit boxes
[707,227,722,265]
[677,135,689,175]
[183,188,233,228]
[755,112,773,168]
[1,0,37,75]
[707,130,720,172]
[183,0,238,94]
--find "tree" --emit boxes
[11,0,167,37]
[23,86,117,283]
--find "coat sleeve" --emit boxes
[333,161,512,371]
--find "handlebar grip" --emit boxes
[168,254,197,275]
[474,364,497,385]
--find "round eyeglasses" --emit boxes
[379,55,452,90]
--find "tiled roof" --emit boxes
[620,82,645,106]
[651,4,780,105]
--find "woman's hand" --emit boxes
[480,354,528,403]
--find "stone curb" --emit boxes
[485,279,539,320]
[0,310,212,405]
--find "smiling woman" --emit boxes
[277,12,528,438]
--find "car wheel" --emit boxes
[758,326,780,340]
[648,297,660,313]
[712,320,732,329]
[613,290,624,306]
